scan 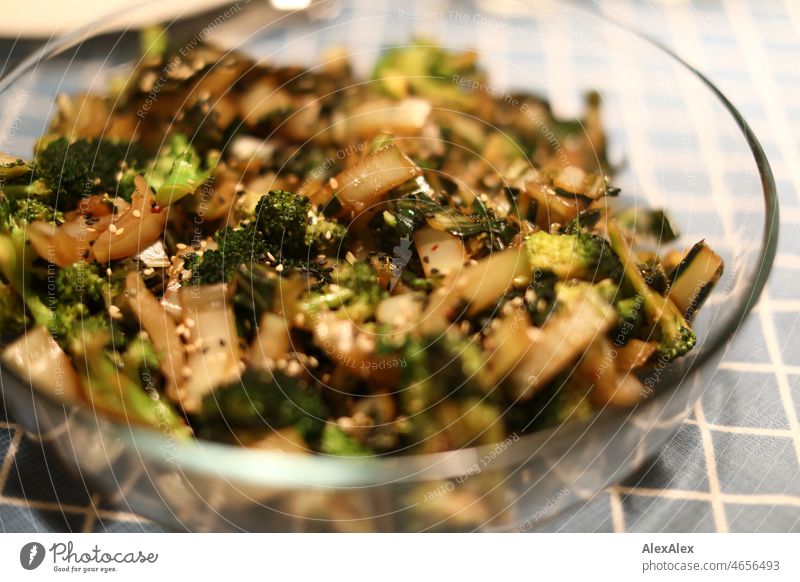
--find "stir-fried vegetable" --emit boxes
[0,36,722,454]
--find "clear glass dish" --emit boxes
[0,0,778,531]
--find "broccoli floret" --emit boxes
[54,261,107,307]
[252,189,312,256]
[186,190,346,285]
[0,283,29,341]
[35,137,145,209]
[607,221,695,361]
[187,224,273,285]
[13,199,63,224]
[320,424,374,457]
[198,369,327,440]
[0,194,63,233]
[302,261,386,322]
[524,230,622,282]
[306,214,347,255]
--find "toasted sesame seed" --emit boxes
[176,243,188,250]
[132,209,142,218]
[329,177,339,189]
[108,224,118,233]
[345,251,356,265]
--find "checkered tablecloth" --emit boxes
[1,0,799,532]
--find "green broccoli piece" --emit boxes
[54,261,107,307]
[12,198,63,224]
[71,331,189,437]
[607,221,695,361]
[0,230,53,329]
[320,425,374,457]
[394,332,487,417]
[616,207,680,243]
[35,136,145,209]
[526,270,559,326]
[306,214,347,255]
[373,40,480,108]
[614,295,645,345]
[524,230,622,282]
[186,224,273,285]
[150,134,214,206]
[186,190,346,285]
[0,154,33,181]
[198,369,327,440]
[302,261,386,322]
[0,282,29,341]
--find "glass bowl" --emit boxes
[0,0,778,531]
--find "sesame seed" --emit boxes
[143,267,155,277]
[345,251,356,265]
[133,209,142,218]
[106,268,113,277]
[176,243,188,250]
[329,177,339,189]
[275,264,284,272]
[108,224,118,233]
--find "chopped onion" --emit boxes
[509,290,617,400]
[180,283,242,413]
[343,98,431,141]
[330,143,421,213]
[2,326,83,405]
[249,312,290,371]
[126,272,186,403]
[91,176,167,263]
[413,227,466,278]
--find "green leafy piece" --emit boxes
[151,134,213,206]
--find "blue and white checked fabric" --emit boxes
[0,0,799,532]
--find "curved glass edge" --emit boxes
[0,0,780,487]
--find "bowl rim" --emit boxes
[0,1,779,488]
